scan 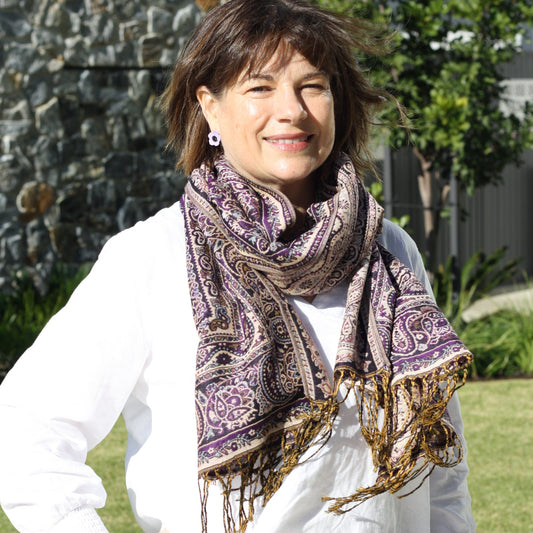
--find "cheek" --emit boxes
[220,101,265,145]
[328,115,336,147]
[241,101,269,135]
[320,102,336,149]
[239,100,265,124]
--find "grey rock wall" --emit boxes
[0,0,203,293]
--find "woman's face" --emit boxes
[197,51,335,207]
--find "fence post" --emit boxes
[449,171,460,303]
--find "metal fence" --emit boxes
[388,148,533,280]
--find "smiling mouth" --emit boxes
[265,135,313,145]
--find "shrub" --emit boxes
[458,309,533,379]
[0,263,92,383]
[432,247,519,327]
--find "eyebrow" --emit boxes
[241,70,328,84]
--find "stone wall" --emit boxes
[0,0,207,293]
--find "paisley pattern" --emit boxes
[181,154,472,526]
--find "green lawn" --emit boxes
[459,379,533,533]
[0,379,532,532]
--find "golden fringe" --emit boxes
[199,376,343,533]
[323,363,470,514]
[200,359,471,532]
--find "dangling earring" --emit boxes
[208,130,221,147]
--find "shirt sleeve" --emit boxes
[429,394,476,533]
[378,218,476,532]
[378,218,433,294]
[50,507,109,533]
[0,228,153,532]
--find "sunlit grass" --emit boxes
[86,417,143,532]
[459,379,533,533]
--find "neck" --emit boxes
[280,177,316,214]
[280,204,308,242]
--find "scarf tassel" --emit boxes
[199,390,342,533]
[199,360,469,532]
[323,364,469,514]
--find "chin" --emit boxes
[270,173,314,187]
[271,164,321,182]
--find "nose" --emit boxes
[275,87,308,124]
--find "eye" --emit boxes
[303,83,327,90]
[248,85,272,93]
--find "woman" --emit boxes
[0,1,475,532]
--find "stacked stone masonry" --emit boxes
[0,0,209,293]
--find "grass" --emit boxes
[1,379,532,532]
[458,379,533,533]
[84,417,144,532]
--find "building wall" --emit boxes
[0,0,204,293]
[460,151,533,277]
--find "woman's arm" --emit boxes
[378,219,432,294]
[429,394,476,532]
[0,229,153,532]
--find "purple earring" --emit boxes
[208,130,221,147]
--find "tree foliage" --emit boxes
[312,0,533,270]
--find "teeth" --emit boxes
[268,136,310,144]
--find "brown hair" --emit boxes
[161,0,394,176]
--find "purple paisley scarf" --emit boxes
[180,154,472,532]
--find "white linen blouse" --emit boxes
[0,202,475,533]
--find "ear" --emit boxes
[196,86,219,131]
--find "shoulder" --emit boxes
[378,219,432,294]
[78,200,187,300]
[378,219,420,269]
[98,201,185,265]
[62,200,191,338]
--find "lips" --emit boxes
[264,134,313,151]
[265,135,312,144]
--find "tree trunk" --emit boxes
[413,148,449,276]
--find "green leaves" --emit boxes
[432,246,520,327]
[315,0,533,274]
[316,0,533,189]
[459,308,533,378]
[0,263,92,382]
